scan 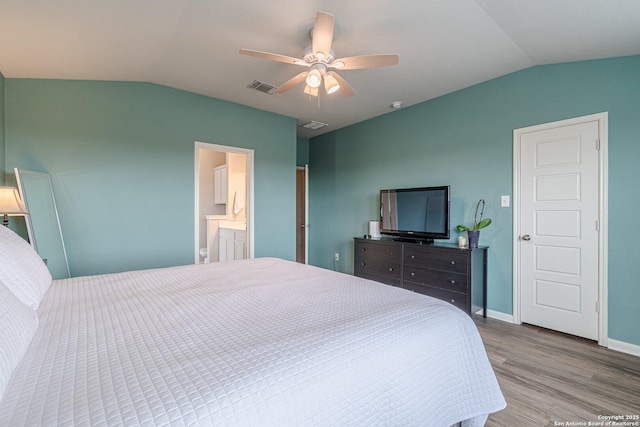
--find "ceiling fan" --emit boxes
[240,12,399,97]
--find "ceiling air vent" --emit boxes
[300,121,329,131]
[247,80,277,94]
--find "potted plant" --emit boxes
[456,199,491,248]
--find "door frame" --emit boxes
[194,141,255,263]
[512,112,608,346]
[296,165,309,264]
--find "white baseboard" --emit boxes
[475,310,640,358]
[476,309,514,323]
[608,338,640,357]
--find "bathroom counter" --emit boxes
[218,220,246,231]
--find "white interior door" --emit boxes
[517,118,602,340]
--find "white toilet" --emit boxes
[199,248,209,264]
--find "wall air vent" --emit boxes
[247,80,277,94]
[300,121,329,130]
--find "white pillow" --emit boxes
[0,281,39,400]
[0,225,52,309]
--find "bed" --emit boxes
[0,225,505,426]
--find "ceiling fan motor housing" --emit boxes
[303,46,335,64]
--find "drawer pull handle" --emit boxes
[389,267,394,272]
[411,255,415,259]
[450,280,455,284]
[361,248,366,252]
[361,262,366,266]
[450,299,455,303]
[411,272,415,276]
[450,261,456,265]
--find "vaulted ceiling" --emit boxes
[1,0,639,138]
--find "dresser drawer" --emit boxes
[354,241,402,282]
[404,266,468,294]
[354,259,401,281]
[355,241,402,264]
[403,247,468,274]
[355,271,403,288]
[405,283,468,312]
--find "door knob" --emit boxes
[522,234,531,241]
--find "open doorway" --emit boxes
[194,142,254,264]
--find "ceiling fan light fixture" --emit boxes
[306,68,322,88]
[304,84,319,97]
[324,74,340,94]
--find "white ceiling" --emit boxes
[1,0,639,138]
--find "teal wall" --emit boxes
[4,79,297,276]
[309,55,640,346]
[296,136,309,167]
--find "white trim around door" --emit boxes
[512,112,608,347]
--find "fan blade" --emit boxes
[330,54,399,70]
[274,72,308,94]
[327,72,354,97]
[239,49,308,66]
[312,12,334,60]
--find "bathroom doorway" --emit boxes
[194,142,254,264]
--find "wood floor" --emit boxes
[473,317,640,427]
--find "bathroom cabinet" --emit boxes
[219,228,246,261]
[214,165,228,205]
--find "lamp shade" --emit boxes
[306,68,322,88]
[324,73,340,94]
[0,186,29,216]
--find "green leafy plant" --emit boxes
[456,199,492,232]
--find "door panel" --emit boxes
[296,167,308,263]
[536,210,580,237]
[535,174,580,200]
[535,280,580,312]
[519,120,599,340]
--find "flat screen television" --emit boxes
[380,186,450,242]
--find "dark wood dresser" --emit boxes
[354,237,487,316]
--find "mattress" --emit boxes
[0,257,505,426]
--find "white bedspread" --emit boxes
[0,258,505,426]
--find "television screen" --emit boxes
[380,186,450,241]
